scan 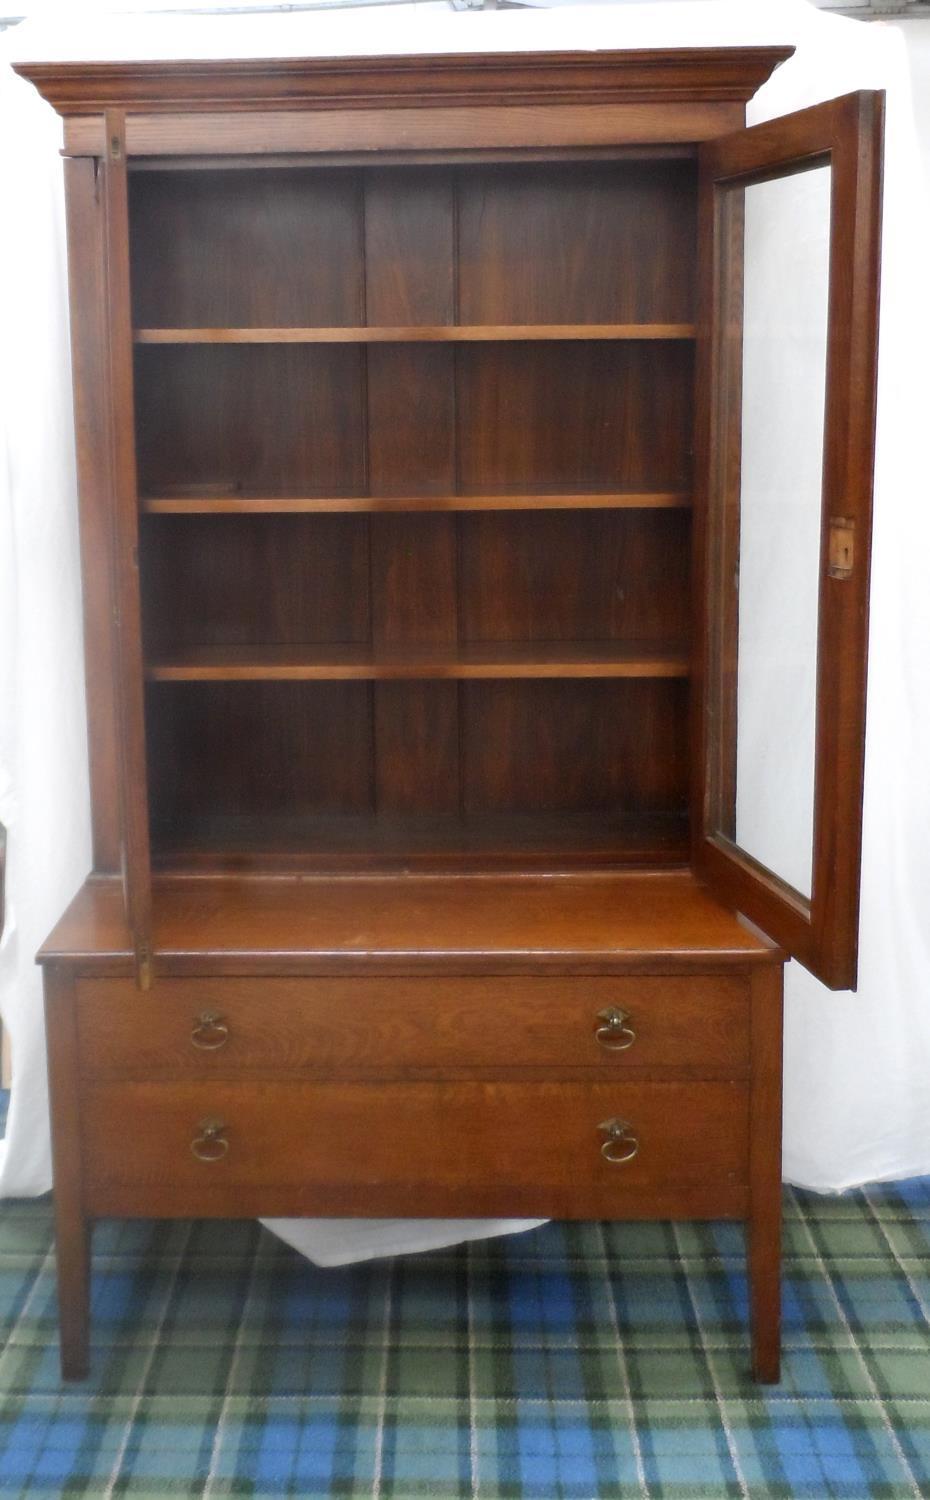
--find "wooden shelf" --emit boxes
[133,323,697,345]
[141,492,692,515]
[146,642,690,683]
[41,870,787,967]
[150,811,690,872]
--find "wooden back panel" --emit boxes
[132,156,697,870]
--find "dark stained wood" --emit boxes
[130,147,701,172]
[364,168,454,325]
[695,91,884,990]
[457,161,696,325]
[133,323,697,343]
[63,157,122,872]
[748,963,783,1383]
[75,972,750,1080]
[145,642,691,681]
[130,146,701,172]
[130,168,363,327]
[153,811,689,873]
[141,491,692,514]
[456,342,693,494]
[88,1177,749,1221]
[22,46,879,1388]
[15,49,794,116]
[369,515,458,648]
[366,348,457,498]
[374,684,461,817]
[43,967,90,1380]
[81,1078,750,1219]
[458,511,691,645]
[102,110,153,987]
[39,872,782,971]
[146,682,372,832]
[462,680,689,818]
[140,514,369,652]
[135,344,365,498]
[62,102,750,160]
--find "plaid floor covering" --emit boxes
[0,1182,927,1498]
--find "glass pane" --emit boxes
[715,163,832,902]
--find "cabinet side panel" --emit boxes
[64,157,121,871]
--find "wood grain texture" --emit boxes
[15,49,793,116]
[145,643,691,681]
[75,972,750,1081]
[456,342,693,494]
[43,967,90,1380]
[694,91,883,990]
[457,161,696,325]
[152,812,690,873]
[62,102,749,159]
[748,963,784,1383]
[130,168,363,328]
[457,511,691,645]
[146,681,372,831]
[63,157,122,872]
[141,514,369,652]
[80,1078,750,1220]
[133,323,697,343]
[102,111,153,985]
[135,344,366,497]
[461,680,688,817]
[141,492,692,514]
[39,872,782,972]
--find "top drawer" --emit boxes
[74,973,749,1080]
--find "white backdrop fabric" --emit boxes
[0,2,928,1270]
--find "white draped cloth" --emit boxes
[1,2,928,1270]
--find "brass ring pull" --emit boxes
[191,1119,229,1163]
[598,1117,639,1165]
[191,1012,230,1051]
[595,1007,636,1052]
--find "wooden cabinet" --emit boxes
[18,47,882,1385]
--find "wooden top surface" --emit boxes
[40,872,781,974]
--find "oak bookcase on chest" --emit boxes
[17,46,883,1384]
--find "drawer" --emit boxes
[81,1079,749,1220]
[74,974,749,1079]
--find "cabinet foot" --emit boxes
[56,1212,90,1381]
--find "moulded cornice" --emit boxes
[14,47,794,118]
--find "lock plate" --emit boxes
[828,517,855,580]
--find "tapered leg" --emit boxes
[748,964,784,1383]
[56,1210,90,1380]
[43,965,91,1380]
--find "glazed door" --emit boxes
[694,91,883,990]
[102,110,153,988]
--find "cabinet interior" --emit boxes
[130,155,698,870]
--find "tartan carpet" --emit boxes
[0,1183,927,1498]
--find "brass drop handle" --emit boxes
[599,1117,639,1165]
[191,1118,229,1163]
[595,1006,636,1052]
[191,1012,230,1051]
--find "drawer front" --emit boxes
[81,1079,749,1220]
[75,974,749,1079]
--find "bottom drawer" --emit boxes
[81,1080,749,1220]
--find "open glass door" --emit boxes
[694,92,883,990]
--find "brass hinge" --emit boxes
[828,517,855,580]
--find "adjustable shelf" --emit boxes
[140,492,692,515]
[146,642,690,683]
[133,323,697,345]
